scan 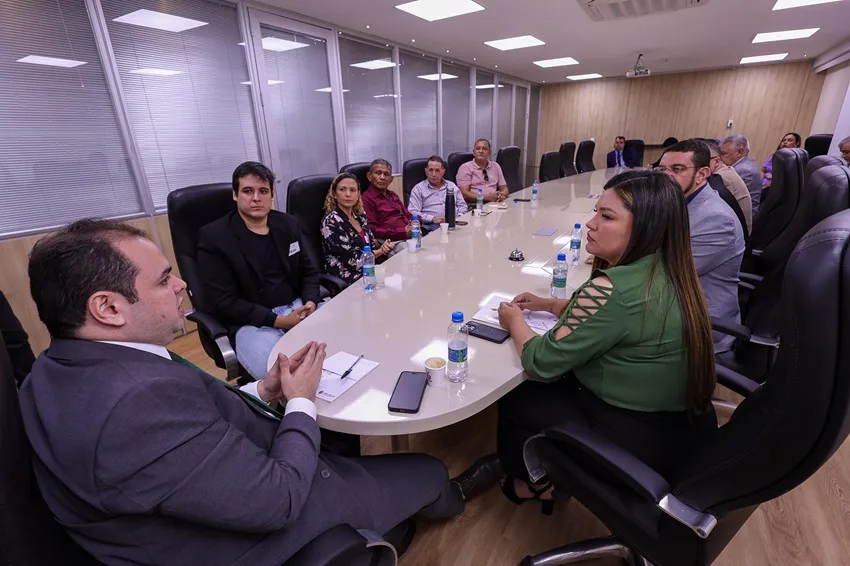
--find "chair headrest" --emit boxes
[339,163,371,193]
[166,183,235,255]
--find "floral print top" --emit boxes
[321,208,378,284]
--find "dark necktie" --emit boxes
[618,151,624,167]
[167,350,283,419]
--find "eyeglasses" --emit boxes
[654,165,698,175]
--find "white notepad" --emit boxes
[316,352,379,403]
[471,295,559,335]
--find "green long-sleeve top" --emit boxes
[521,254,687,412]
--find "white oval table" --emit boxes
[268,169,622,444]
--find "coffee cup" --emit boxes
[424,357,447,385]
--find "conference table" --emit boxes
[268,168,623,448]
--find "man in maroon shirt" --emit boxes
[361,159,413,242]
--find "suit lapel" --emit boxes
[268,212,300,292]
[229,213,265,283]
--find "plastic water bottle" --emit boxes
[411,215,422,251]
[362,246,376,291]
[532,180,539,201]
[570,223,582,269]
[447,312,469,383]
[476,188,484,212]
[551,253,568,299]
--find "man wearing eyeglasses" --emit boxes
[657,139,744,353]
[699,138,752,234]
[456,139,509,204]
[839,136,850,166]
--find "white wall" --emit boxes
[811,61,850,135]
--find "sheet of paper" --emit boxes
[316,352,379,403]
[534,228,558,236]
[471,295,560,335]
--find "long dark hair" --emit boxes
[593,170,715,416]
[778,132,802,150]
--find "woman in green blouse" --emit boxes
[456,170,717,513]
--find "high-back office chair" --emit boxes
[496,146,523,193]
[805,154,844,184]
[559,142,577,177]
[339,162,371,193]
[804,134,833,159]
[575,140,596,174]
[624,139,646,167]
[745,148,808,274]
[286,175,349,297]
[522,209,850,566]
[707,174,749,244]
[167,183,241,381]
[446,152,473,184]
[402,158,429,207]
[538,152,562,183]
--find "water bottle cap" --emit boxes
[574,223,581,229]
[413,215,419,221]
[363,246,372,252]
[452,311,464,323]
[557,253,567,261]
[478,188,483,193]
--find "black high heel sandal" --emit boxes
[500,476,555,516]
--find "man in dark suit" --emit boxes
[606,136,639,168]
[0,290,35,386]
[19,218,470,566]
[198,162,321,380]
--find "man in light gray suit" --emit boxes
[19,219,469,566]
[659,140,745,353]
[720,134,763,216]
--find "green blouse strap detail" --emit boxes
[563,278,614,332]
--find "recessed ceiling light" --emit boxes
[240,79,285,85]
[113,9,207,32]
[418,73,458,81]
[351,59,397,70]
[475,84,505,89]
[753,28,820,43]
[740,53,789,64]
[130,68,183,76]
[484,35,545,51]
[17,55,86,68]
[772,0,841,9]
[567,73,603,81]
[262,37,310,52]
[366,25,370,29]
[473,58,477,61]
[315,87,350,93]
[412,39,416,43]
[373,94,400,98]
[533,56,579,68]
[494,65,498,68]
[395,0,485,22]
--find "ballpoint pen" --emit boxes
[340,354,364,380]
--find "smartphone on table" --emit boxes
[388,371,428,414]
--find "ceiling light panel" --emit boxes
[262,37,310,52]
[484,35,545,51]
[350,59,397,70]
[113,9,207,32]
[740,53,789,64]
[567,73,603,81]
[772,0,842,9]
[240,80,284,85]
[417,73,458,81]
[130,68,184,76]
[395,0,485,21]
[753,28,820,42]
[474,84,505,89]
[17,55,86,68]
[315,87,350,93]
[533,57,579,68]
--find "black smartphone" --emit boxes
[388,371,428,414]
[513,198,531,202]
[464,321,511,344]
[455,220,469,226]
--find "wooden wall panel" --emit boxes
[539,61,825,169]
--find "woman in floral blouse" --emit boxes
[321,173,395,284]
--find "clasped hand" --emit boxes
[258,341,327,402]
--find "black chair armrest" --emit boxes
[186,310,228,338]
[319,274,349,296]
[715,364,761,397]
[283,524,372,566]
[711,317,752,341]
[543,422,670,503]
[739,272,763,285]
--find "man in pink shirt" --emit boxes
[361,158,412,242]
[456,139,509,204]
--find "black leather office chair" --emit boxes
[744,148,808,274]
[559,142,577,177]
[539,152,562,183]
[805,154,844,184]
[496,145,523,193]
[286,175,349,298]
[707,174,749,244]
[339,162,371,193]
[575,141,596,174]
[402,158,429,206]
[522,208,850,566]
[804,134,833,159]
[624,139,645,167]
[167,183,242,381]
[447,152,473,184]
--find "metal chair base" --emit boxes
[521,536,651,566]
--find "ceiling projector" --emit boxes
[626,53,651,78]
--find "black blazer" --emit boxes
[606,148,640,168]
[197,210,320,333]
[0,290,35,387]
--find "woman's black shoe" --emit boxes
[501,476,555,516]
[451,455,502,502]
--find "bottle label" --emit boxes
[448,347,468,363]
[570,240,580,250]
[363,266,375,277]
[552,275,567,289]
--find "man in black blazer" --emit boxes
[19,218,473,565]
[198,162,321,379]
[0,289,35,387]
[606,136,639,168]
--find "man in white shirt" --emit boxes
[408,156,468,229]
[720,134,763,216]
[18,218,473,566]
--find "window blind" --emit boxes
[496,80,513,152]
[441,62,471,157]
[475,71,494,145]
[398,51,437,162]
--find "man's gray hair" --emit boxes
[721,134,750,154]
[839,135,850,147]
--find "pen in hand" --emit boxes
[340,354,364,380]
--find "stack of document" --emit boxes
[316,352,379,403]
[471,295,560,335]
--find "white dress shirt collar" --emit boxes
[98,341,170,359]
